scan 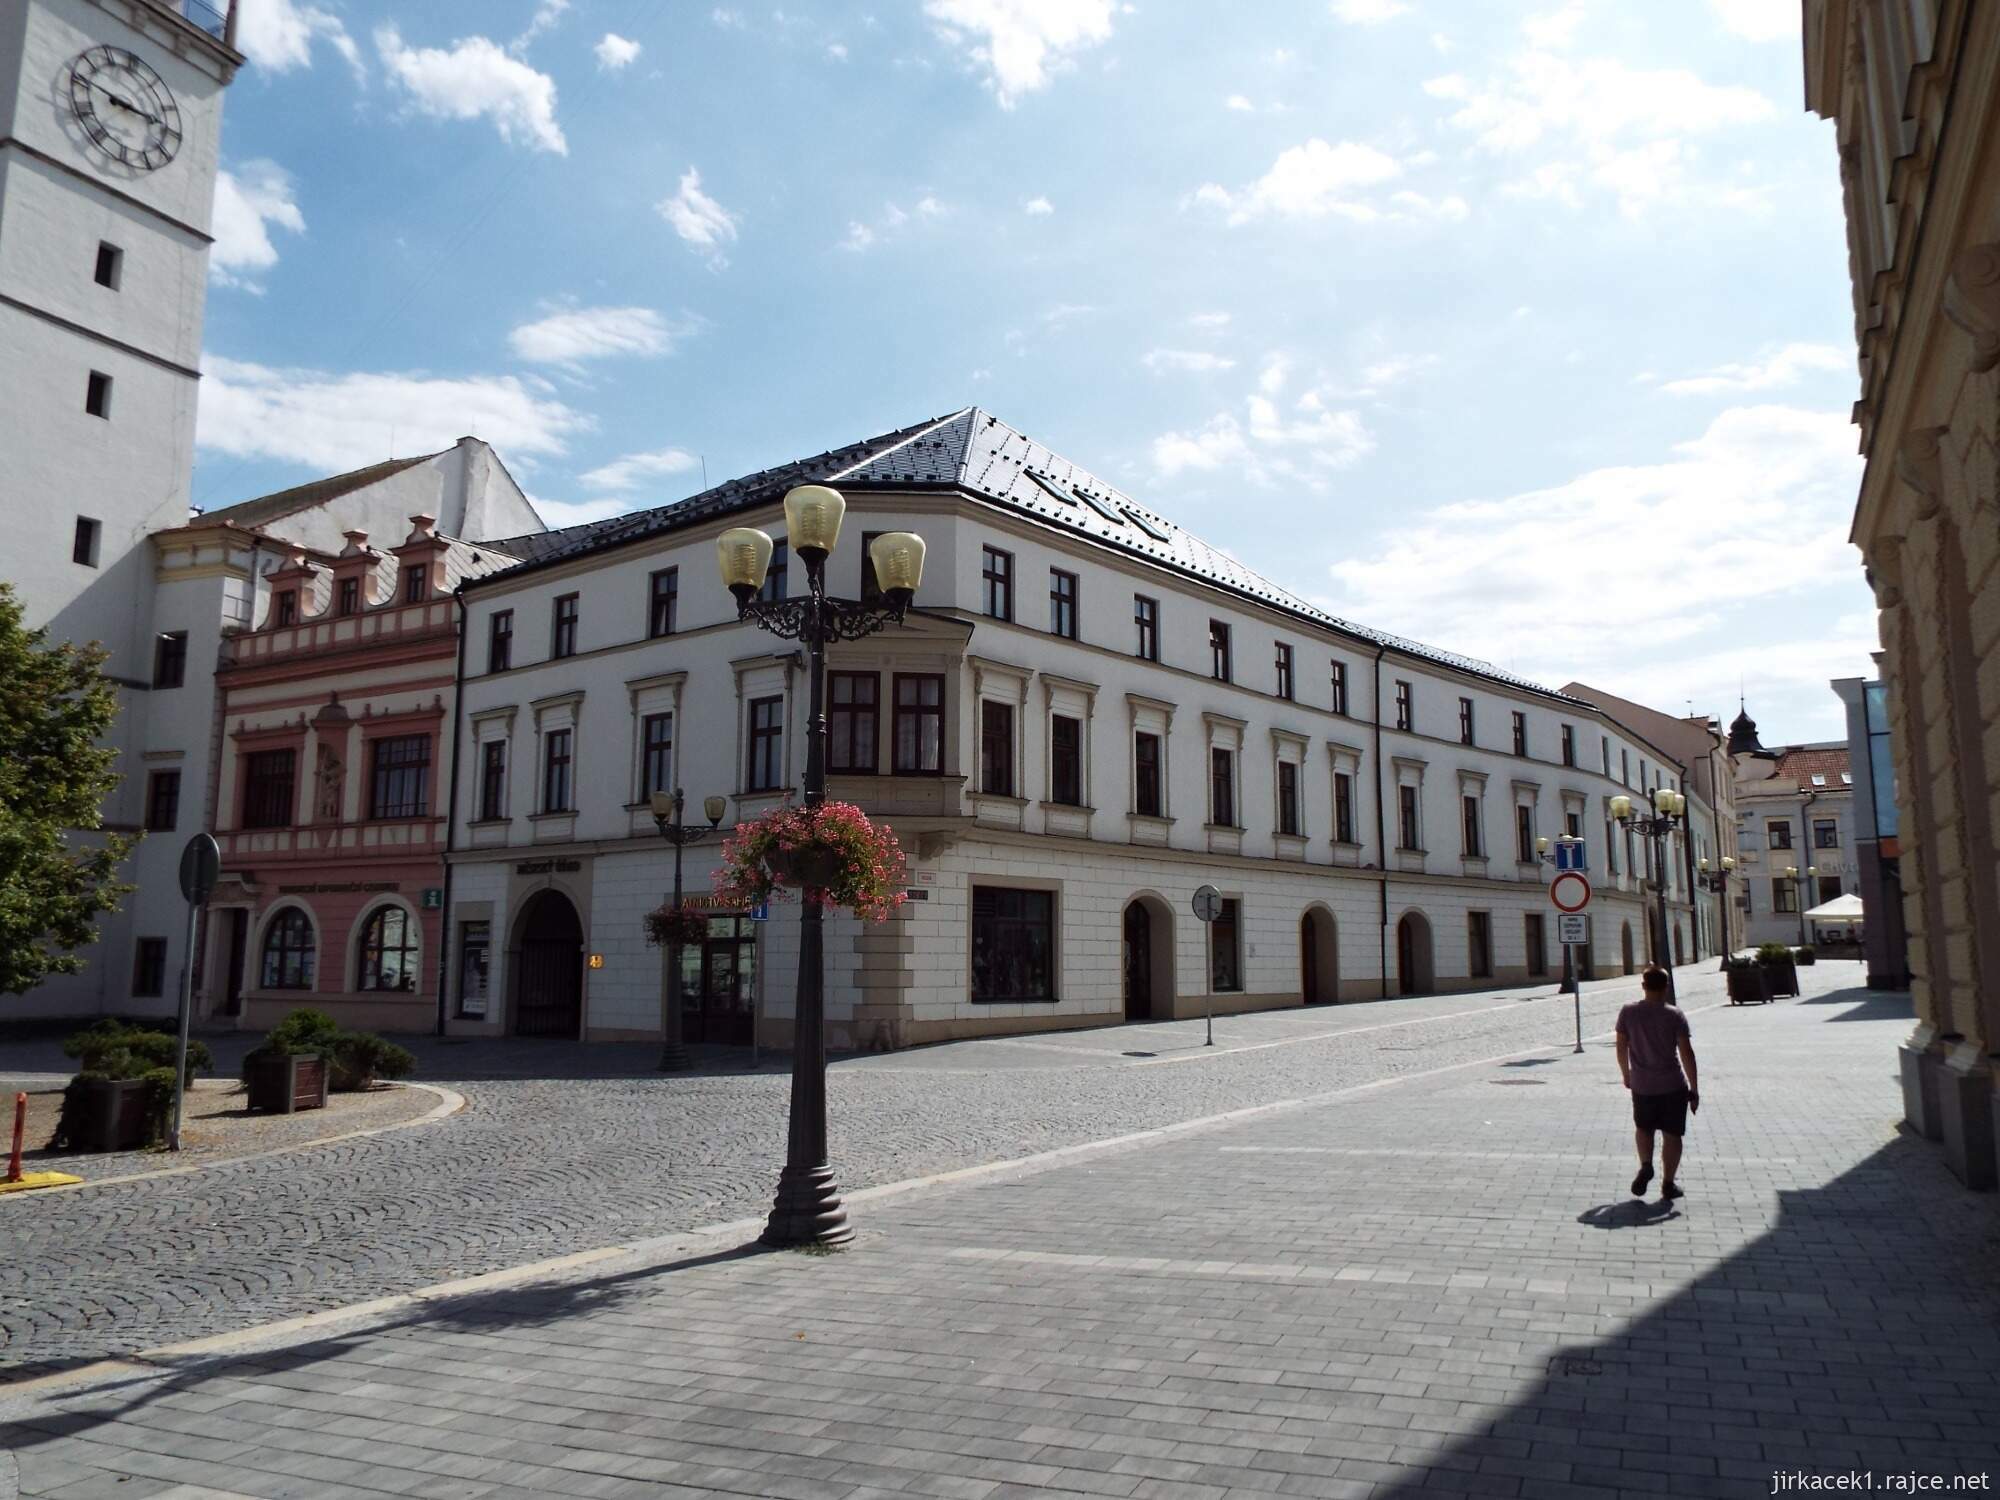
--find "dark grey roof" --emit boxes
[469,406,1585,706]
[198,452,444,529]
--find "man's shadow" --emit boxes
[1577,1199,1682,1228]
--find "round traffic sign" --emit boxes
[1549,871,1591,914]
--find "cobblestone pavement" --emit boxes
[0,964,1894,1378]
[4,962,1994,1498]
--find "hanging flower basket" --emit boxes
[644,903,710,947]
[714,800,908,921]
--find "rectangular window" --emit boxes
[242,748,296,829]
[828,672,878,775]
[980,701,1015,797]
[85,370,111,418]
[1051,715,1083,806]
[648,567,678,638]
[759,540,788,603]
[1774,879,1798,914]
[1335,772,1355,843]
[72,517,100,567]
[369,734,431,819]
[1210,620,1232,682]
[1134,596,1159,661]
[1565,809,1583,839]
[1601,738,1612,776]
[1525,914,1547,978]
[1135,731,1163,817]
[402,566,426,603]
[1516,804,1535,863]
[641,712,674,797]
[551,595,579,659]
[892,674,944,774]
[1606,817,1620,876]
[746,697,784,792]
[1210,747,1235,827]
[1210,898,1241,992]
[1278,761,1300,836]
[457,922,491,1019]
[981,546,1013,620]
[1049,569,1078,639]
[153,631,187,689]
[488,610,512,672]
[1275,643,1295,701]
[1768,820,1794,850]
[338,577,360,615]
[971,887,1055,1003]
[1462,794,1483,856]
[1814,818,1839,848]
[1512,711,1526,757]
[1395,680,1412,732]
[1398,784,1420,850]
[1468,912,1493,979]
[1817,875,1842,904]
[274,591,297,627]
[1560,724,1576,767]
[1621,748,1630,785]
[478,739,506,820]
[1459,697,1475,745]
[132,937,166,998]
[1331,660,1350,716]
[542,727,574,811]
[94,242,122,289]
[145,769,181,831]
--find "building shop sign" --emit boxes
[276,881,398,895]
[514,859,582,874]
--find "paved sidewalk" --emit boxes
[4,975,1996,1498]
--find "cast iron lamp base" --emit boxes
[761,1163,854,1247]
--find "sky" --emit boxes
[198,0,1873,742]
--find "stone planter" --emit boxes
[245,1052,328,1114]
[1760,956,1801,998]
[63,1077,150,1152]
[1725,966,1770,1005]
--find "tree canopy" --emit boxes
[0,583,135,996]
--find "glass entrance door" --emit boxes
[677,916,757,1046]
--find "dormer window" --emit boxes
[338,578,359,615]
[402,566,427,603]
[275,591,297,627]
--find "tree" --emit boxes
[0,583,135,996]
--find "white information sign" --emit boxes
[1556,912,1589,947]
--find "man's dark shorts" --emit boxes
[1632,1089,1690,1136]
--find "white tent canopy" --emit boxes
[1804,893,1866,922]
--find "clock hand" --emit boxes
[87,78,161,126]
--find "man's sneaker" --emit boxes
[1661,1181,1684,1200]
[1631,1165,1654,1198]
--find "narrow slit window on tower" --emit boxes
[85,371,112,418]
[94,242,123,289]
[72,517,100,567]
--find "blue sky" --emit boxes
[199,0,1871,739]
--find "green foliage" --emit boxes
[1794,946,1817,965]
[1756,942,1796,963]
[0,583,136,995]
[62,1019,209,1085]
[1721,954,1757,973]
[266,1007,342,1054]
[330,1032,416,1091]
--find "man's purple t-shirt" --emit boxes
[1616,1000,1691,1095]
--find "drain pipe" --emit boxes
[1372,643,1389,999]
[435,587,470,1035]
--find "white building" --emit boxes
[444,409,1705,1048]
[1730,721,1858,950]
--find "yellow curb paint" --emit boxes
[0,1172,84,1194]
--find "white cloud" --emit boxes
[827,41,850,60]
[839,197,948,251]
[1190,138,1412,225]
[712,7,744,26]
[1330,0,1408,23]
[1709,0,1799,42]
[594,33,642,70]
[526,493,643,529]
[1225,94,1253,112]
[234,0,362,77]
[508,306,692,364]
[1657,343,1850,396]
[1188,311,1233,331]
[209,161,305,290]
[510,0,570,55]
[922,0,1117,108]
[196,356,591,472]
[1153,357,1374,485]
[1023,195,1054,215]
[1144,349,1237,374]
[375,25,566,154]
[840,221,876,252]
[579,447,701,491]
[657,168,739,265]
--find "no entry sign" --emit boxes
[1549,871,1592,914]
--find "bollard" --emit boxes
[7,1092,24,1183]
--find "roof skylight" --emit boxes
[1025,471,1077,508]
[1121,506,1171,542]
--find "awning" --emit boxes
[1804,893,1865,922]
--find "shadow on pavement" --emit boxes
[1576,1199,1681,1229]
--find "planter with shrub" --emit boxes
[50,1021,211,1152]
[1722,956,1771,1006]
[1794,946,1817,966]
[1757,942,1801,998]
[242,1008,416,1111]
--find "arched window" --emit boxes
[261,909,316,990]
[358,905,419,992]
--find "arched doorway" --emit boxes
[1122,895,1174,1022]
[514,889,584,1038]
[1396,912,1433,996]
[1301,907,1338,1004]
[1620,921,1635,975]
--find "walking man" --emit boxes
[1615,965,1699,1200]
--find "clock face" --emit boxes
[66,45,182,172]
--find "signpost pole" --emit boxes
[1191,885,1221,1048]
[1571,944,1583,1054]
[171,833,221,1154]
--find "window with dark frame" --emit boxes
[970,887,1055,1003]
[1049,569,1078,639]
[1814,818,1839,848]
[1135,595,1159,661]
[132,937,166,998]
[153,631,187,688]
[458,922,491,1018]
[1516,804,1534,863]
[1278,761,1300,836]
[274,591,297,626]
[488,610,513,672]
[1459,697,1474,745]
[1395,680,1412,731]
[1561,724,1577,766]
[1135,731,1163,817]
[747,697,784,792]
[1774,879,1798,914]
[369,735,430,819]
[478,739,506,820]
[1462,794,1483,856]
[648,568,679,638]
[641,712,674,797]
[402,566,426,603]
[1468,912,1493,978]
[85,370,111,418]
[1051,715,1083,805]
[1331,660,1349,716]
[1512,711,1526,757]
[145,769,180,832]
[1606,816,1620,875]
[1210,746,1235,827]
[759,540,788,603]
[94,241,122,289]
[260,908,315,990]
[357,906,419,992]
[551,594,579,659]
[893,674,943,774]
[1601,738,1612,775]
[242,748,296,829]
[72,517,99,566]
[1525,914,1547,977]
[1565,809,1583,839]
[1210,620,1232,681]
[981,547,1013,620]
[1275,642,1294,700]
[1817,874,1842,904]
[1398,784,1420,850]
[980,700,1015,796]
[338,577,360,615]
[1768,820,1794,850]
[1335,771,1355,843]
[542,727,574,812]
[828,673,878,774]
[1210,898,1241,992]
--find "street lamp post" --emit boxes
[1696,855,1738,957]
[649,788,728,1070]
[1612,788,1688,995]
[716,486,926,1249]
[1782,863,1819,947]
